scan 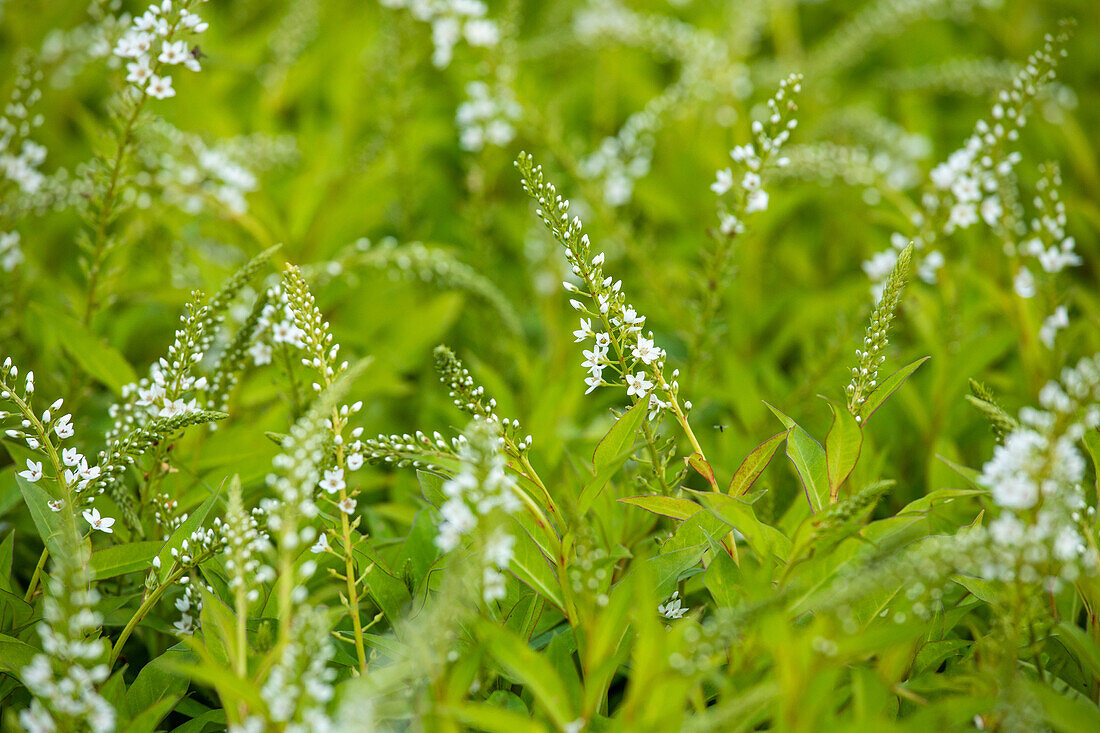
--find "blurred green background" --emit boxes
[1,0,1098,535]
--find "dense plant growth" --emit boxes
[1,0,1099,731]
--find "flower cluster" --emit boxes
[0,52,47,197]
[434,345,532,453]
[235,607,337,732]
[134,122,288,216]
[659,590,689,620]
[517,152,687,421]
[435,420,520,553]
[432,420,521,603]
[711,73,802,236]
[223,479,273,608]
[975,356,1100,588]
[19,556,115,733]
[378,0,500,68]
[846,243,913,416]
[574,1,740,207]
[456,80,520,152]
[1,359,111,523]
[113,0,209,100]
[862,25,1071,297]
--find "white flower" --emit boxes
[62,447,82,467]
[146,74,176,100]
[711,168,733,195]
[581,347,607,372]
[126,59,153,84]
[346,453,364,471]
[337,497,357,515]
[319,467,345,494]
[745,188,769,213]
[620,307,645,331]
[310,533,330,554]
[625,372,653,398]
[980,196,1003,226]
[573,318,593,343]
[1014,267,1036,299]
[18,459,42,483]
[47,500,63,512]
[584,374,604,394]
[719,211,743,235]
[1039,306,1070,349]
[158,40,189,65]
[631,336,661,365]
[54,414,74,439]
[594,332,611,348]
[741,171,761,190]
[658,591,688,619]
[249,341,272,365]
[82,507,116,534]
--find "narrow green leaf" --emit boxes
[477,620,576,728]
[31,304,138,395]
[91,541,162,581]
[786,426,828,513]
[825,401,862,502]
[618,495,702,521]
[593,397,648,472]
[728,431,787,496]
[691,491,791,563]
[0,632,38,676]
[16,475,64,557]
[857,356,930,423]
[442,703,549,733]
[577,443,637,517]
[648,544,706,597]
[507,520,564,612]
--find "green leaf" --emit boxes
[125,649,191,719]
[442,703,548,733]
[417,469,448,507]
[648,544,706,597]
[593,397,648,472]
[691,491,791,563]
[0,632,38,676]
[618,495,702,521]
[199,587,241,670]
[1030,680,1100,732]
[16,474,64,557]
[91,541,162,581]
[31,304,138,395]
[123,697,183,733]
[764,403,828,512]
[0,531,13,594]
[857,356,929,423]
[477,620,577,728]
[824,401,862,502]
[507,520,564,612]
[577,442,637,517]
[728,431,787,496]
[935,455,985,490]
[1052,621,1100,680]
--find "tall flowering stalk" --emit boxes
[83,0,211,324]
[515,152,712,475]
[280,263,370,671]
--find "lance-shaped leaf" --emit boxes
[728,431,788,496]
[825,400,862,502]
[857,356,929,423]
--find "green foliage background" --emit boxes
[2,0,1100,730]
